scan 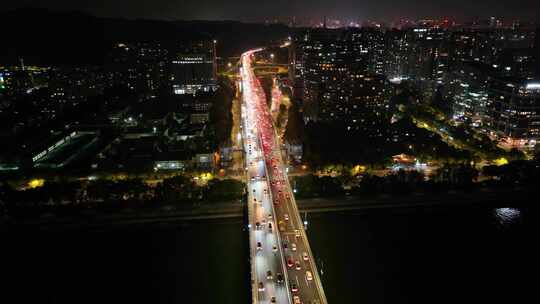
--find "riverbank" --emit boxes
[297,188,532,213]
[1,187,534,228]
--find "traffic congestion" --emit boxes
[241,49,326,304]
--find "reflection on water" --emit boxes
[494,207,521,226]
[308,205,537,304]
[2,205,536,304]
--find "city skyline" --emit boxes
[2,3,540,304]
[3,0,540,23]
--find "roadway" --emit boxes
[242,49,291,304]
[241,49,327,304]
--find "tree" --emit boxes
[204,179,244,202]
[156,175,196,203]
[284,101,305,144]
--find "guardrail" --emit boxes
[242,115,259,304]
[269,112,329,304]
[243,89,293,304]
[257,132,293,304]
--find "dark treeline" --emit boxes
[1,8,290,65]
[292,155,540,199]
[0,176,245,219]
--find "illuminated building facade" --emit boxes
[295,28,390,122]
[106,42,169,94]
[448,63,491,127]
[487,79,540,149]
[171,41,217,95]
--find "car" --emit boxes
[284,214,289,221]
[257,242,262,250]
[268,222,272,231]
[276,273,284,284]
[255,222,261,230]
[302,252,309,261]
[283,243,288,250]
[266,270,273,280]
[272,245,278,252]
[293,296,301,304]
[287,257,294,268]
[295,261,301,270]
[290,283,298,292]
[258,282,265,291]
[306,271,313,281]
[291,243,297,251]
[270,297,276,303]
[268,213,273,220]
[295,229,301,238]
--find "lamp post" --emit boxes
[212,39,217,79]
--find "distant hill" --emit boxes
[1,8,291,65]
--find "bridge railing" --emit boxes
[257,131,293,304]
[242,111,259,304]
[269,112,329,304]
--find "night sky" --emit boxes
[3,0,540,22]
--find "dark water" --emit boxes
[1,220,251,304]
[2,205,537,304]
[308,205,538,304]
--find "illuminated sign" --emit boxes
[526,83,540,90]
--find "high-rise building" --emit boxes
[106,42,169,94]
[383,30,407,79]
[487,79,540,149]
[295,28,389,122]
[170,41,217,95]
[403,27,448,81]
[448,62,491,127]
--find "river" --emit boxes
[2,204,537,303]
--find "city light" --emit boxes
[526,83,540,90]
[494,207,521,225]
[28,178,45,189]
[495,157,509,166]
[1,6,539,304]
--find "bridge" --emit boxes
[241,49,328,304]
